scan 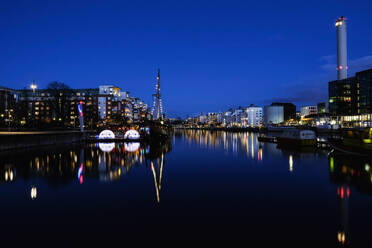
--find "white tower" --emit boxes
[335,16,348,80]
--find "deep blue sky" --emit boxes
[1,0,372,117]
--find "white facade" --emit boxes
[216,113,223,124]
[232,109,243,125]
[301,106,318,117]
[98,85,122,119]
[98,97,107,119]
[198,114,207,124]
[264,106,284,125]
[98,85,129,120]
[222,111,232,126]
[244,106,263,127]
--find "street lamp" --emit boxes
[30,82,37,93]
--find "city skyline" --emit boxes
[1,0,372,117]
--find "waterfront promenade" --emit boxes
[0,130,88,151]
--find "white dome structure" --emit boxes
[98,142,115,153]
[99,130,115,139]
[124,130,140,140]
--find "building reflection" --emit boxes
[177,129,263,161]
[329,154,372,247]
[0,139,172,203]
[177,129,330,165]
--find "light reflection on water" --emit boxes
[0,130,372,243]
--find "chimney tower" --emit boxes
[335,16,348,80]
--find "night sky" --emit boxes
[1,0,372,117]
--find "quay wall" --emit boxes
[0,131,88,151]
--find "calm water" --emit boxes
[1,130,372,243]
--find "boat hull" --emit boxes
[277,137,316,146]
[330,142,372,157]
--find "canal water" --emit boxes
[0,130,372,243]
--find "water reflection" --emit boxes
[329,154,372,196]
[0,139,172,203]
[329,154,372,246]
[179,129,264,160]
[177,129,327,164]
[1,130,372,242]
[289,155,293,172]
[98,142,115,153]
[145,140,171,203]
[176,129,372,244]
[30,186,37,200]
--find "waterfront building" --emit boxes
[216,112,224,125]
[69,88,99,127]
[329,69,372,116]
[126,97,149,122]
[317,102,329,114]
[98,85,126,120]
[18,88,99,128]
[301,106,318,117]
[264,105,284,125]
[206,112,218,126]
[222,111,233,127]
[329,69,372,126]
[198,114,207,124]
[231,109,244,126]
[242,106,263,127]
[270,102,296,121]
[0,84,149,128]
[326,16,372,127]
[0,87,20,126]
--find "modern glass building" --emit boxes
[329,69,372,116]
[329,69,372,126]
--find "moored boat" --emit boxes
[330,128,372,156]
[257,135,276,143]
[147,120,170,141]
[276,128,317,146]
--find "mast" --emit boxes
[151,69,163,120]
[156,69,160,120]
